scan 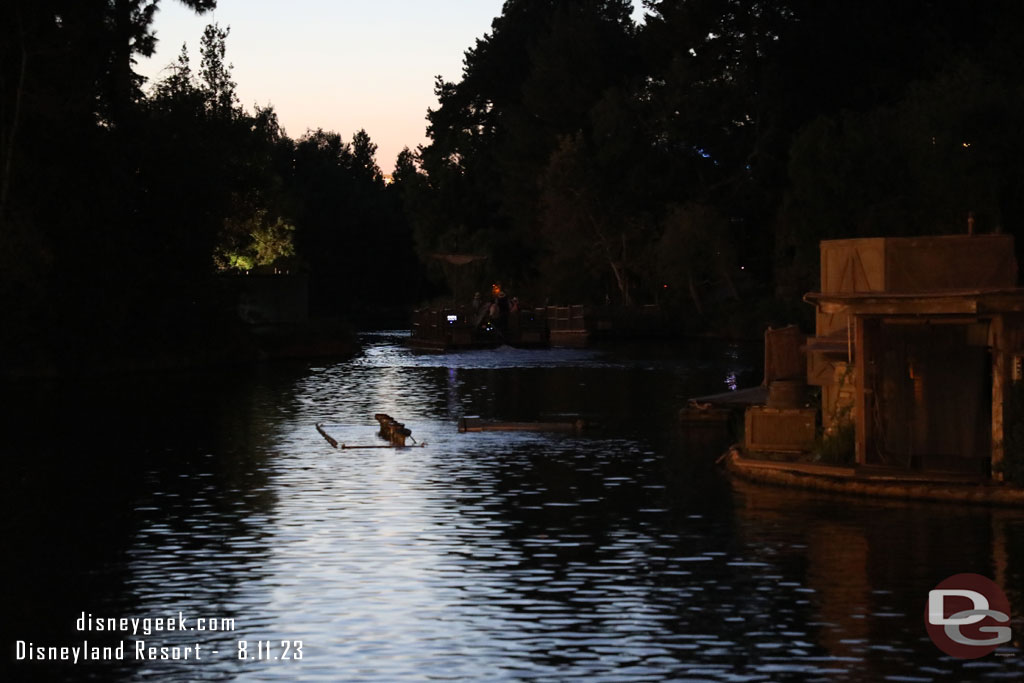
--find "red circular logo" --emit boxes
[925,573,1012,659]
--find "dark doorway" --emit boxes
[869,321,991,474]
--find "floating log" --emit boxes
[316,423,339,448]
[339,443,426,449]
[458,417,585,434]
[374,413,414,446]
[318,417,423,449]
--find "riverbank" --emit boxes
[723,448,1024,507]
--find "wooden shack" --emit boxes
[804,234,1024,478]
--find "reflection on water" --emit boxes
[3,333,1023,682]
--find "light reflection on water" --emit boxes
[5,333,1024,682]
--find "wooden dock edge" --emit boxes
[724,450,1024,507]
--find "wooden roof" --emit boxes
[805,288,1024,316]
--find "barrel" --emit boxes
[767,379,806,409]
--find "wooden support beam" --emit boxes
[854,317,870,466]
[991,316,1006,481]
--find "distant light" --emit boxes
[446,315,458,323]
[663,284,668,289]
[740,266,745,270]
[962,142,972,148]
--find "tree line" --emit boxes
[407,0,1024,323]
[3,1,1024,371]
[0,1,420,371]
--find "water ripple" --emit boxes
[10,334,1023,682]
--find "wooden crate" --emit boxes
[745,406,817,453]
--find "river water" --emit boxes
[4,332,1023,682]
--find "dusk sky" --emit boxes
[137,1,646,174]
[135,0,533,173]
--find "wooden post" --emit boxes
[854,316,870,466]
[991,316,1006,481]
[847,315,852,364]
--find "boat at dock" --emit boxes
[408,305,549,351]
[408,302,678,351]
[685,234,1024,505]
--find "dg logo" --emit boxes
[925,573,1012,659]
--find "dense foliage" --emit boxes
[3,0,1024,372]
[412,0,1024,314]
[0,1,418,372]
